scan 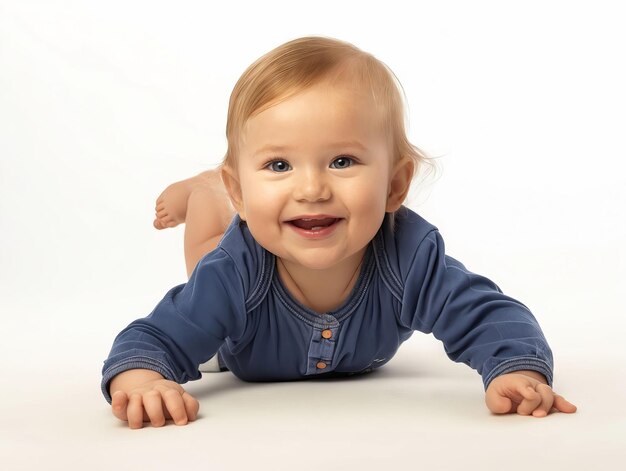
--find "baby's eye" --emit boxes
[265,160,291,172]
[330,156,355,169]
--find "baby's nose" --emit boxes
[293,172,331,202]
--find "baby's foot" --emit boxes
[153,169,223,230]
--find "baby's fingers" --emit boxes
[553,394,578,414]
[162,389,190,425]
[531,384,554,417]
[143,391,166,427]
[182,392,200,422]
[111,390,129,422]
[516,386,542,416]
[126,393,146,429]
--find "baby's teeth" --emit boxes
[311,226,323,231]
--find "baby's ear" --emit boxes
[221,165,246,220]
[385,157,414,213]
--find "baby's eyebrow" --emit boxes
[253,141,368,157]
[253,144,289,156]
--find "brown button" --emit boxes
[316,362,327,369]
[321,329,332,339]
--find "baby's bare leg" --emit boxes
[184,175,235,278]
[154,170,222,230]
[153,168,235,278]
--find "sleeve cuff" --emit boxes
[100,356,177,404]
[483,356,553,391]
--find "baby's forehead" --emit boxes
[243,102,385,149]
[237,71,392,155]
[246,83,387,131]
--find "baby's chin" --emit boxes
[273,246,365,273]
[275,254,343,271]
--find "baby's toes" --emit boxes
[153,211,170,229]
[155,214,178,230]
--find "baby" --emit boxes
[102,36,577,429]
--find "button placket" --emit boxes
[306,316,339,374]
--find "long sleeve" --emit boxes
[100,249,247,403]
[399,229,553,391]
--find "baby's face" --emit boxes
[233,81,393,271]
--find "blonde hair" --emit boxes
[221,36,438,226]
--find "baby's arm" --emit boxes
[109,369,199,429]
[101,248,248,428]
[400,227,578,416]
[485,370,577,418]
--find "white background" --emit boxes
[1,1,624,469]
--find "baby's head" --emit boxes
[220,36,434,269]
[221,36,432,182]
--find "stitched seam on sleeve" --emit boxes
[483,356,553,391]
[101,356,177,404]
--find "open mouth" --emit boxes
[285,217,343,238]
[288,217,339,231]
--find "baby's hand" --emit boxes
[485,370,577,418]
[111,378,199,429]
